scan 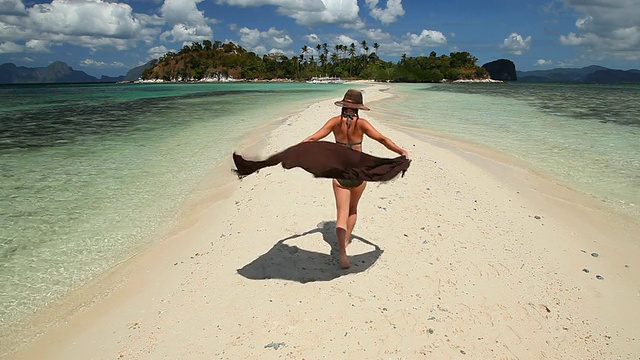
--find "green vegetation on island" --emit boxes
[141,40,489,83]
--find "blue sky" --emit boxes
[0,0,638,77]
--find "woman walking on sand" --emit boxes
[303,89,408,269]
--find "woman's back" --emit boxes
[331,114,365,151]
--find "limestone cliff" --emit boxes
[482,59,517,81]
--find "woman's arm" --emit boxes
[361,119,408,157]
[302,118,336,142]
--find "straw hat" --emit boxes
[334,89,370,110]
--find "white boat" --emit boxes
[306,76,344,84]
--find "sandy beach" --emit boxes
[4,84,640,359]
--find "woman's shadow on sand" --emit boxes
[237,221,383,283]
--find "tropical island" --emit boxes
[2,39,639,84]
[140,40,490,83]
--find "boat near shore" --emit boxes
[306,76,344,84]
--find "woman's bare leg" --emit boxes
[332,180,352,268]
[345,182,366,248]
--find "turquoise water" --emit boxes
[1,81,639,339]
[0,82,351,332]
[375,83,640,219]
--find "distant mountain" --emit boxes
[517,66,640,83]
[0,61,125,84]
[122,61,155,82]
[584,69,640,84]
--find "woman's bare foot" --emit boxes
[340,253,351,269]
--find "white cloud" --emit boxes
[560,0,640,60]
[80,58,125,68]
[215,0,325,11]
[52,35,135,51]
[216,0,365,28]
[0,22,31,41]
[0,0,26,16]
[148,45,173,59]
[160,24,213,42]
[575,16,591,30]
[365,0,404,25]
[236,26,292,53]
[0,40,22,53]
[500,32,531,55]
[535,59,554,66]
[278,0,361,27]
[161,0,205,26]
[273,34,293,47]
[559,32,583,45]
[0,0,162,51]
[305,33,320,43]
[378,40,410,56]
[160,0,213,42]
[267,47,294,57]
[359,28,392,42]
[27,0,145,38]
[238,27,261,46]
[335,34,358,46]
[407,29,447,47]
[25,39,49,52]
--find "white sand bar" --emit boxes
[4,84,640,359]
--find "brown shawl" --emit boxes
[232,141,411,182]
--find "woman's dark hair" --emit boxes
[341,108,359,117]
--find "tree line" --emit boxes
[141,39,489,82]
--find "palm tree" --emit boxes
[316,43,321,64]
[348,43,356,77]
[373,43,380,53]
[361,40,369,68]
[319,53,327,73]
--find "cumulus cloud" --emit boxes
[148,45,173,59]
[27,0,145,38]
[57,35,136,51]
[160,0,213,42]
[407,29,447,47]
[25,39,50,52]
[360,28,392,42]
[0,22,32,41]
[80,58,125,68]
[0,0,26,16]
[217,0,363,28]
[0,40,22,53]
[536,59,554,66]
[559,0,640,60]
[279,0,361,27]
[236,26,293,53]
[215,0,325,12]
[273,34,293,47]
[378,40,410,56]
[160,23,213,42]
[365,0,404,25]
[500,32,531,55]
[335,34,358,46]
[305,33,320,43]
[267,47,295,57]
[0,0,162,53]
